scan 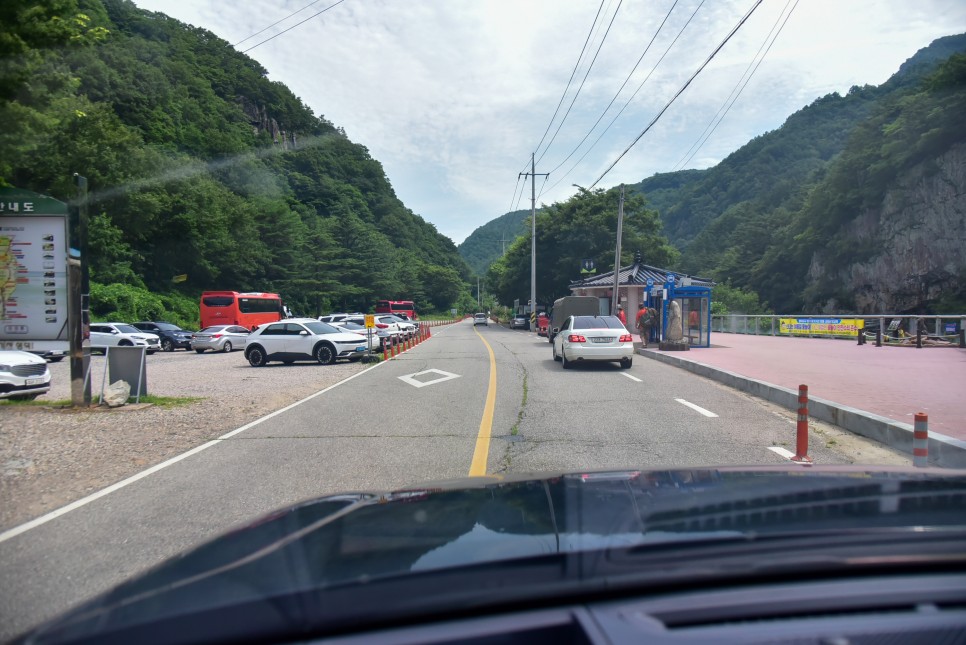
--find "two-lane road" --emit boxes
[0,318,891,639]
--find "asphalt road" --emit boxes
[0,318,883,640]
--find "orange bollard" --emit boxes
[383,339,388,361]
[792,384,811,463]
[914,412,928,467]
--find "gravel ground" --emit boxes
[0,349,372,532]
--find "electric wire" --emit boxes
[233,0,325,47]
[589,0,764,189]
[673,0,798,171]
[530,0,608,161]
[539,0,705,198]
[541,0,681,181]
[536,0,624,166]
[241,0,348,54]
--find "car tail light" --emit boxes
[375,323,389,328]
[212,334,222,339]
[619,334,633,342]
[567,334,586,343]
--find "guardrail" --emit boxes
[712,314,966,346]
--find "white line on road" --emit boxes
[675,398,719,417]
[0,360,390,545]
[620,372,642,382]
[768,446,809,466]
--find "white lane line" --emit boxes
[0,360,390,545]
[768,446,796,460]
[620,372,642,382]
[675,398,719,418]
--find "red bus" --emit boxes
[375,300,418,320]
[200,291,284,330]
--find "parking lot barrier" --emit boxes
[914,413,928,467]
[792,384,812,463]
[383,341,389,361]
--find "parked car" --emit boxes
[131,321,194,352]
[244,319,368,366]
[0,350,51,400]
[343,315,411,343]
[381,314,417,339]
[318,313,352,324]
[552,315,634,369]
[330,320,390,351]
[473,313,488,326]
[89,323,161,354]
[190,325,251,353]
[510,314,529,330]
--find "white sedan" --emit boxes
[0,350,51,400]
[89,323,161,354]
[552,315,634,369]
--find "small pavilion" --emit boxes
[568,251,714,347]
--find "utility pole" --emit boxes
[519,153,548,330]
[611,185,625,316]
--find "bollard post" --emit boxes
[913,413,928,467]
[960,329,965,348]
[876,329,882,347]
[916,327,922,349]
[383,340,389,361]
[792,384,812,463]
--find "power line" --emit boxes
[674,0,798,170]
[539,0,704,199]
[530,0,608,160]
[241,0,349,54]
[536,0,624,166]
[233,0,325,47]
[541,0,682,180]
[590,0,764,189]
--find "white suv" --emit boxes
[244,319,368,366]
[89,323,161,354]
[0,350,51,400]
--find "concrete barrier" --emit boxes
[639,348,966,468]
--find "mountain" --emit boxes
[1,0,473,322]
[457,209,532,275]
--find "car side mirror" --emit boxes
[552,327,559,334]
[299,330,308,336]
[111,329,119,334]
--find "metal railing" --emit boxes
[712,314,965,342]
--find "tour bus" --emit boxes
[200,291,285,330]
[374,299,418,320]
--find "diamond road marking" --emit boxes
[398,369,461,389]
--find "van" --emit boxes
[549,296,600,342]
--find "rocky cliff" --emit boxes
[806,142,966,313]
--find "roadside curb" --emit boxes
[638,348,966,468]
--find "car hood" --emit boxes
[21,466,966,643]
[0,350,46,366]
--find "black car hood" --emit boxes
[21,466,966,644]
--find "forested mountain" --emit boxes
[457,209,532,275]
[1,0,473,324]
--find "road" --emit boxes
[0,318,900,640]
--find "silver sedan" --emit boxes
[191,325,250,353]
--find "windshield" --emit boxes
[4,2,964,643]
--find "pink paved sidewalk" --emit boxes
[646,333,966,440]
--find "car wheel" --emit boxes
[247,346,267,367]
[162,339,174,352]
[118,340,132,346]
[147,350,156,355]
[620,357,633,369]
[561,348,572,369]
[195,348,206,354]
[315,343,335,365]
[223,341,232,353]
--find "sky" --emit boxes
[131,0,966,245]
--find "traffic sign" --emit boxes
[365,314,375,328]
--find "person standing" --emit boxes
[636,303,653,348]
[617,304,627,327]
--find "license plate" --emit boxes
[26,378,44,386]
[591,337,613,343]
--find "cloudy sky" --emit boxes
[132,0,966,244]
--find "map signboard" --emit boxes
[0,188,69,354]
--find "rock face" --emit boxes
[237,96,298,148]
[806,143,966,313]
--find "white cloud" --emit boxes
[132,0,966,243]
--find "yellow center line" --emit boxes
[468,327,497,476]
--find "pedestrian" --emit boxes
[617,304,626,327]
[636,303,653,348]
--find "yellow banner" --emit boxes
[780,318,864,337]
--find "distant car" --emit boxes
[0,350,51,400]
[190,325,251,353]
[344,315,412,343]
[330,320,390,350]
[552,315,634,369]
[244,319,368,366]
[131,321,194,352]
[89,323,161,354]
[473,313,488,326]
[380,314,417,339]
[510,314,529,329]
[318,313,352,324]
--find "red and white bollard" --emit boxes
[913,412,929,467]
[792,384,812,463]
